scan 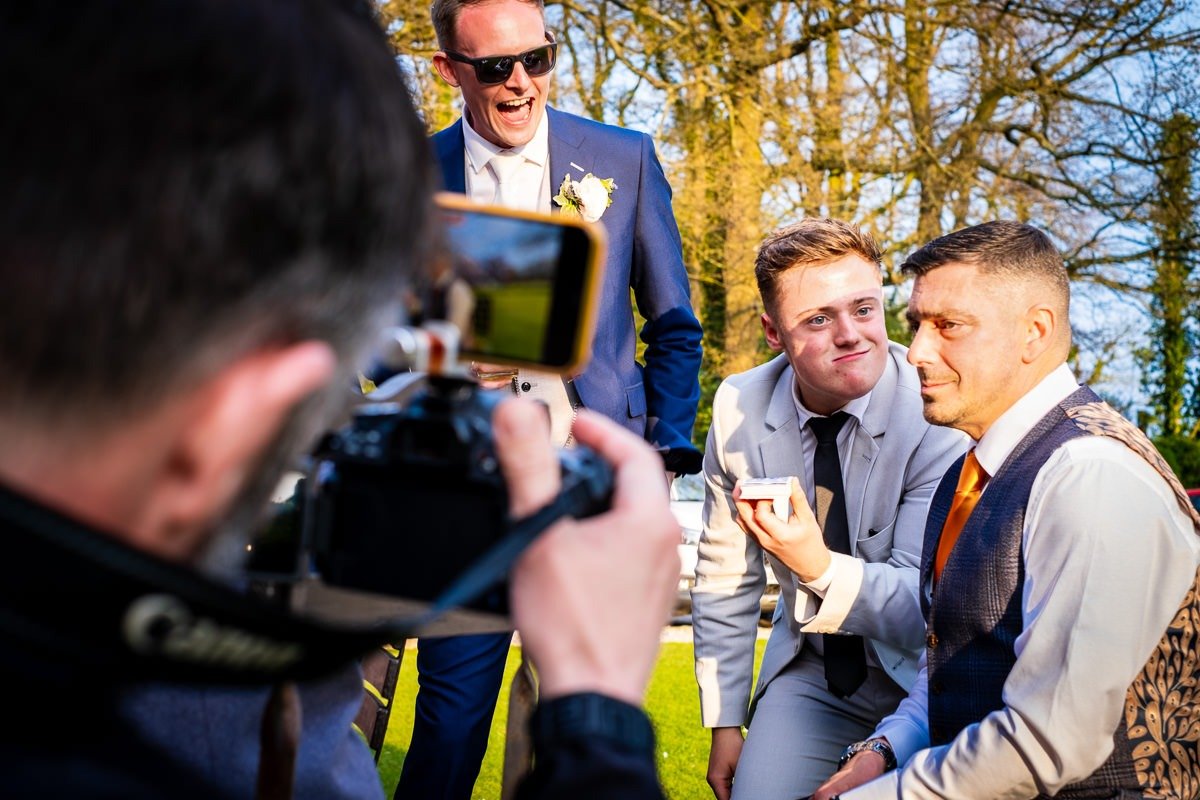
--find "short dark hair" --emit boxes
[0,0,433,427]
[754,218,883,314]
[900,221,1069,309]
[431,0,546,49]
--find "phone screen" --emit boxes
[428,194,604,373]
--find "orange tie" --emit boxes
[934,450,989,582]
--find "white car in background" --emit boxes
[671,473,779,624]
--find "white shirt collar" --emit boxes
[462,109,550,176]
[791,379,873,430]
[974,362,1080,477]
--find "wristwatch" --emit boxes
[838,737,897,771]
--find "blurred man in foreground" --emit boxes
[0,2,678,797]
[815,222,1200,799]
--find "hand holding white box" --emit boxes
[737,477,799,521]
[734,476,830,582]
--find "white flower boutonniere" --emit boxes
[554,172,617,222]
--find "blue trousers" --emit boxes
[394,632,513,800]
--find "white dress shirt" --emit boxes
[846,363,1200,799]
[461,110,550,212]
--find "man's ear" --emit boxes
[761,312,784,352]
[134,342,337,559]
[1021,304,1057,364]
[433,52,460,87]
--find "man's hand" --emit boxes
[706,726,744,800]
[495,402,681,706]
[811,750,887,800]
[733,479,831,583]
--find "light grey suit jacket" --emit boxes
[691,343,966,727]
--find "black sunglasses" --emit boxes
[444,41,558,85]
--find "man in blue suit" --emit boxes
[396,1,703,797]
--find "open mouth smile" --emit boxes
[497,97,534,121]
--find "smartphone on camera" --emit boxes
[419,192,606,375]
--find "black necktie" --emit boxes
[807,412,867,699]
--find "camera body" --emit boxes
[304,374,612,615]
[248,196,613,621]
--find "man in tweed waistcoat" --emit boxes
[815,221,1200,800]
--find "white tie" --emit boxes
[489,152,525,209]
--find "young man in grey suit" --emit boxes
[691,218,965,800]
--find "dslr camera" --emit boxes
[250,195,614,627]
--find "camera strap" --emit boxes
[0,483,414,685]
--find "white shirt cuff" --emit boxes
[798,552,864,633]
[801,555,838,595]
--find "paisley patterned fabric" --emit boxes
[1123,581,1200,799]
[1067,400,1200,799]
[1065,401,1200,530]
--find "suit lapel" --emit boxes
[547,108,593,212]
[759,363,809,488]
[758,363,813,616]
[843,356,895,548]
[431,119,466,194]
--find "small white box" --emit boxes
[738,476,797,521]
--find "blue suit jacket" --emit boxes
[431,107,703,473]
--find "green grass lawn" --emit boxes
[377,637,767,800]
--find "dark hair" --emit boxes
[431,0,546,49]
[754,218,883,314]
[0,0,433,426]
[900,221,1069,304]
